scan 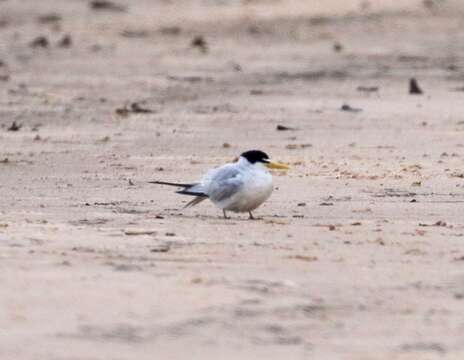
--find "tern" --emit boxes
[151,150,289,219]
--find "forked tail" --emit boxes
[148,180,196,187]
[150,180,208,208]
[183,196,207,208]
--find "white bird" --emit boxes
[151,150,289,219]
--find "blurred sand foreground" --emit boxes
[2,0,464,359]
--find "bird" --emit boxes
[150,150,289,219]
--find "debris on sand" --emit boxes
[7,121,21,131]
[276,125,296,131]
[115,108,130,116]
[333,42,343,52]
[285,143,312,150]
[96,136,110,143]
[409,77,423,94]
[314,223,339,231]
[340,104,362,112]
[168,75,212,83]
[124,229,159,236]
[357,86,379,93]
[191,36,208,53]
[372,188,416,198]
[115,102,155,116]
[121,29,149,38]
[150,244,171,253]
[400,341,446,354]
[159,26,181,36]
[247,25,262,35]
[130,102,154,113]
[89,0,126,12]
[418,220,447,227]
[288,255,318,262]
[57,34,72,48]
[230,62,242,72]
[30,36,49,48]
[37,13,62,24]
[110,263,143,272]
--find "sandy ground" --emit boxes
[2,0,464,359]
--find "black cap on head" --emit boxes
[240,150,270,164]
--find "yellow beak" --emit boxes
[266,161,290,170]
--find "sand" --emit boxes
[1,0,464,359]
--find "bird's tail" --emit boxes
[183,196,208,208]
[150,180,208,208]
[148,180,196,187]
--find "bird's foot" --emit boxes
[223,210,230,219]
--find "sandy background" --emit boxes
[2,0,464,359]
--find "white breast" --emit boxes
[220,166,273,213]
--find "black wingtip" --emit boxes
[149,181,195,187]
[176,189,208,197]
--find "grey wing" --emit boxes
[207,166,243,202]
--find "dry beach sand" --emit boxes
[2,0,464,359]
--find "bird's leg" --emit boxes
[223,210,230,219]
[248,211,255,220]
